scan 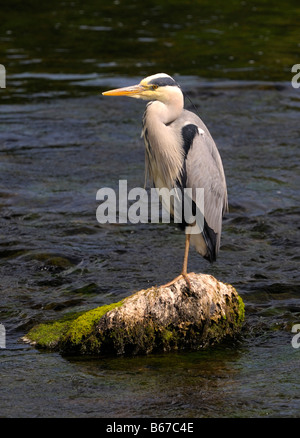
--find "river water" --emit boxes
[1,0,300,418]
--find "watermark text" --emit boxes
[96,180,204,234]
[0,323,6,349]
[0,65,6,89]
[291,324,300,349]
[291,64,300,89]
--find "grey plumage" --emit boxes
[141,79,227,262]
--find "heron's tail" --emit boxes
[188,220,217,263]
[202,219,217,262]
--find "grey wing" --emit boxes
[184,114,228,260]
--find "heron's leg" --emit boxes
[161,233,192,289]
[181,233,192,289]
[181,233,191,276]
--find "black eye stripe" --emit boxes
[148,77,177,87]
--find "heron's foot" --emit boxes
[161,273,192,291]
[161,274,183,288]
[182,273,192,291]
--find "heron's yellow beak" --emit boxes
[102,84,146,97]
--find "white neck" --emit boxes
[149,86,184,124]
[142,89,184,189]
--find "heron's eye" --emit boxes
[151,84,158,90]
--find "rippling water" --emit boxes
[1,0,300,418]
[1,78,299,417]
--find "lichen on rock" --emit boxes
[23,273,245,356]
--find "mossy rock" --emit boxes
[23,273,245,356]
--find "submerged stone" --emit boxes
[23,273,244,356]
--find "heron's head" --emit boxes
[102,73,182,104]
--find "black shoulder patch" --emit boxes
[175,124,198,196]
[181,124,198,157]
[148,77,177,87]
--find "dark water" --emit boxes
[1,0,300,418]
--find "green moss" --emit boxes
[25,300,124,351]
[63,300,123,346]
[237,295,245,323]
[161,328,174,342]
[26,320,71,349]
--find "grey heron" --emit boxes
[102,73,228,288]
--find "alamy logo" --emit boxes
[96,180,204,234]
[291,324,300,349]
[0,323,6,349]
[0,65,6,89]
[291,64,300,89]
